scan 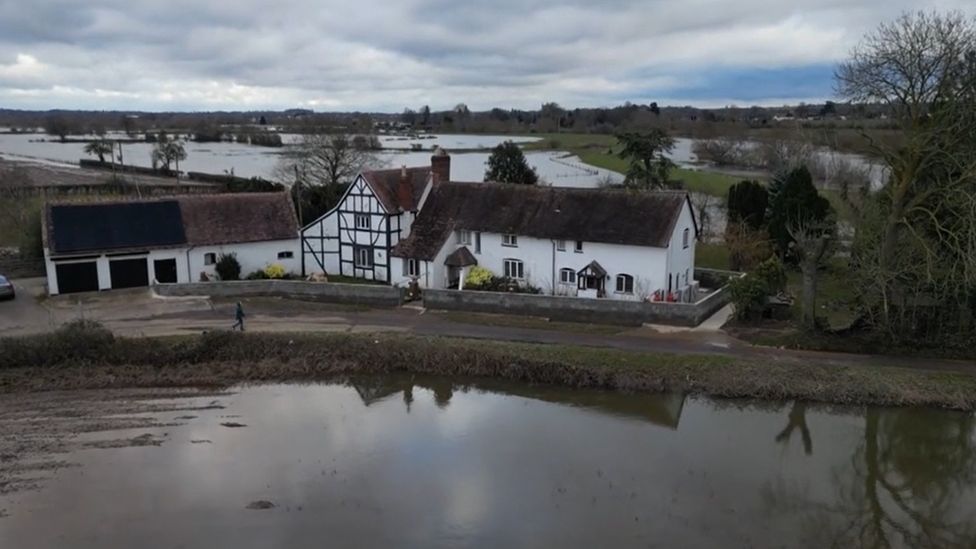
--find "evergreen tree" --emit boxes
[484,141,538,184]
[766,166,832,259]
[727,180,769,230]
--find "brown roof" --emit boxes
[444,246,478,267]
[177,192,299,246]
[393,183,692,260]
[362,167,431,212]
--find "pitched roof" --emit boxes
[361,166,432,212]
[444,246,478,267]
[392,183,691,260]
[177,192,299,246]
[48,201,186,255]
[46,192,299,255]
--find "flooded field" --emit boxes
[0,133,619,188]
[1,376,973,548]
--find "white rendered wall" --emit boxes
[188,238,301,281]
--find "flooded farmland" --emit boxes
[1,376,973,549]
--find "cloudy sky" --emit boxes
[0,0,972,112]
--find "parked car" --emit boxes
[0,275,15,300]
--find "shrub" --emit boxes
[263,263,286,279]
[245,269,269,280]
[753,256,787,294]
[215,253,241,281]
[466,266,494,288]
[728,275,769,321]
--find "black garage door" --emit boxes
[109,258,149,289]
[55,262,99,294]
[153,259,178,284]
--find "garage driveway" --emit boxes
[0,277,55,335]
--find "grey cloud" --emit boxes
[0,0,973,110]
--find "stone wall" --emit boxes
[423,284,731,327]
[154,280,405,307]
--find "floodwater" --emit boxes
[1,376,973,549]
[0,133,620,188]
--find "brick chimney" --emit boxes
[431,147,451,184]
[397,165,413,210]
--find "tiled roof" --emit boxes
[361,167,432,212]
[393,183,691,260]
[177,192,299,246]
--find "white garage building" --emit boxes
[42,192,301,295]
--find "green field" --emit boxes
[524,132,742,198]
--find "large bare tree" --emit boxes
[836,11,976,336]
[276,131,383,188]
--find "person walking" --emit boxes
[232,301,246,332]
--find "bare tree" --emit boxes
[276,131,384,187]
[836,11,976,335]
[789,219,837,329]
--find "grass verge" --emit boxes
[2,322,975,410]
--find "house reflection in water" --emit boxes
[348,375,685,430]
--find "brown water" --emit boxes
[1,376,974,549]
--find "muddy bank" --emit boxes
[1,325,975,410]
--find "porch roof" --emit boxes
[444,246,478,267]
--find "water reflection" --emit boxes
[1,378,974,549]
[766,405,976,548]
[348,375,686,428]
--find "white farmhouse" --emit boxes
[42,193,301,295]
[389,182,699,301]
[301,149,451,282]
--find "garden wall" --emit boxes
[154,280,405,307]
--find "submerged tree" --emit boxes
[484,141,538,184]
[275,130,381,188]
[151,132,187,172]
[616,129,677,190]
[83,139,114,163]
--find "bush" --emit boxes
[264,263,286,279]
[0,319,115,369]
[215,253,241,281]
[728,274,769,321]
[466,266,494,288]
[245,269,269,280]
[753,256,787,294]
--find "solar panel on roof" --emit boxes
[50,201,187,254]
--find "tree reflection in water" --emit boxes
[776,402,813,456]
[769,404,976,549]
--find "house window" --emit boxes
[683,228,690,249]
[556,240,566,251]
[277,251,294,259]
[405,258,420,277]
[475,232,482,254]
[203,252,216,266]
[615,274,634,294]
[355,246,372,268]
[355,214,371,230]
[559,268,576,284]
[575,240,584,253]
[503,234,518,247]
[456,230,472,245]
[503,259,524,279]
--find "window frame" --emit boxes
[503,258,524,280]
[354,246,373,268]
[559,268,576,285]
[556,239,566,252]
[277,251,294,260]
[355,214,371,230]
[682,228,690,249]
[502,234,518,248]
[203,252,217,266]
[456,229,472,245]
[406,258,420,277]
[574,240,584,253]
[474,232,482,254]
[615,274,634,294]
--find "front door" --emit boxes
[153,259,178,284]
